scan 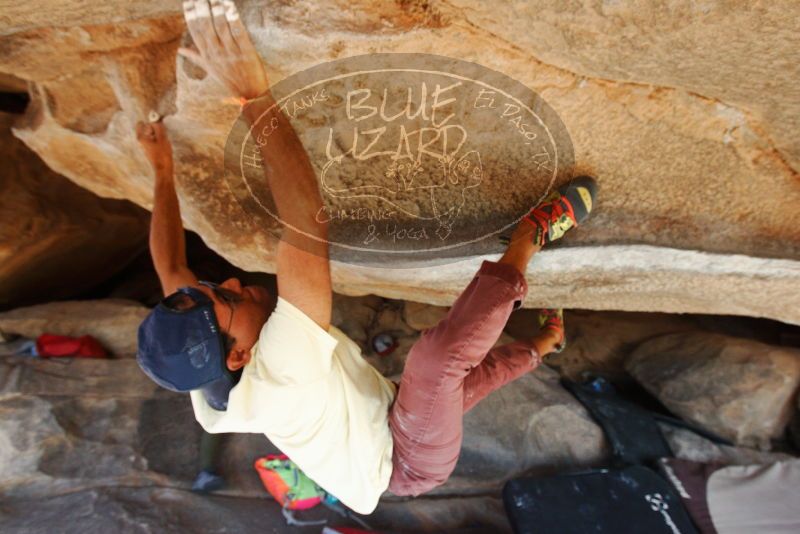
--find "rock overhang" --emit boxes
[1,0,799,323]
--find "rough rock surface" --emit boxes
[503,308,793,381]
[3,310,795,532]
[659,424,795,467]
[0,352,603,532]
[451,365,609,489]
[0,487,509,534]
[332,294,516,378]
[0,296,613,530]
[403,300,449,331]
[0,113,147,309]
[505,308,700,380]
[626,332,800,448]
[0,1,799,323]
[0,299,148,356]
[332,293,420,377]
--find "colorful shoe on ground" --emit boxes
[502,176,598,247]
[538,308,566,353]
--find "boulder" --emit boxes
[333,295,524,378]
[403,301,449,331]
[659,424,795,467]
[0,340,603,531]
[625,332,800,448]
[1,354,513,531]
[0,1,798,323]
[0,299,150,356]
[0,486,509,534]
[331,293,384,349]
[505,308,700,380]
[332,294,419,377]
[0,113,148,310]
[445,365,609,491]
[0,357,165,501]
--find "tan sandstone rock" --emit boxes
[0,1,798,323]
[0,299,149,356]
[0,348,599,531]
[626,332,800,449]
[403,300,449,331]
[0,113,148,309]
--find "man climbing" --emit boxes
[136,107,231,494]
[136,0,597,515]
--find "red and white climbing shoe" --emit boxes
[503,176,598,247]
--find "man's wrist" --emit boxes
[241,90,277,123]
[152,160,174,179]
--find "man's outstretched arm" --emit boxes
[241,95,332,329]
[136,120,198,297]
[180,0,331,328]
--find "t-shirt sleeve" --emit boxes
[251,297,339,385]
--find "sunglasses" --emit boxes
[199,281,242,351]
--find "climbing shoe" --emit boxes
[538,308,566,353]
[501,175,598,247]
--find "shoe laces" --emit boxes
[540,312,562,329]
[525,195,576,232]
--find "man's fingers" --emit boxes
[136,121,156,142]
[151,121,167,141]
[182,0,195,21]
[181,0,268,98]
[222,0,254,52]
[135,120,168,143]
[182,0,207,58]
[181,1,201,49]
[183,0,220,56]
[177,46,208,71]
[195,0,223,47]
[210,0,240,52]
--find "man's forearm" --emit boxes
[243,92,329,257]
[150,162,188,273]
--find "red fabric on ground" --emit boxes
[36,333,108,358]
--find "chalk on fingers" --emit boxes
[223,0,240,21]
[210,0,225,17]
[183,0,196,20]
[195,0,212,19]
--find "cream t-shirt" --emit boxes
[190,297,397,514]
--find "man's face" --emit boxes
[196,278,276,371]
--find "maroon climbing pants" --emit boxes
[388,260,542,496]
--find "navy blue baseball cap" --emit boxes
[137,286,239,411]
